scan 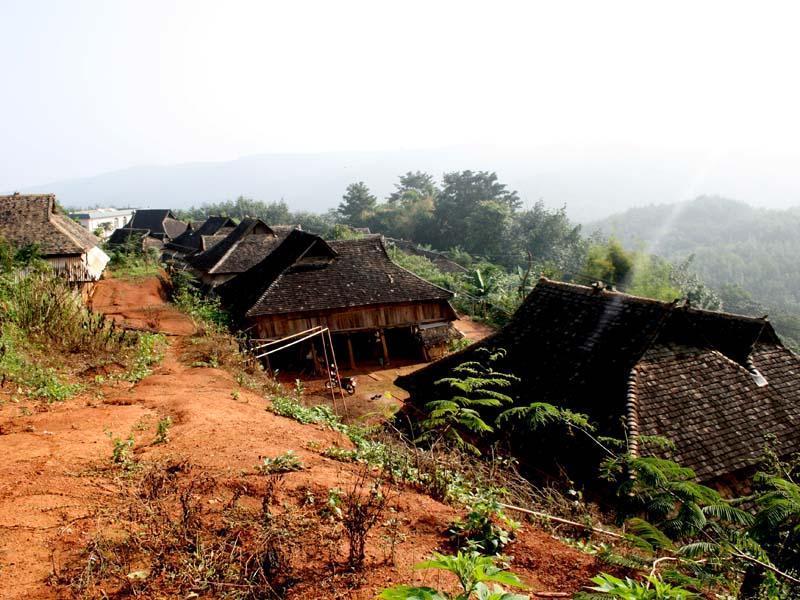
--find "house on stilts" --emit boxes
[216,231,459,370]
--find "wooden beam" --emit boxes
[346,336,356,370]
[379,329,390,366]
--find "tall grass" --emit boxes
[0,270,129,354]
[0,250,144,400]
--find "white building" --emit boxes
[69,208,135,238]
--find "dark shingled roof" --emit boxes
[128,209,188,240]
[216,229,334,319]
[396,278,800,482]
[166,216,236,253]
[245,236,454,318]
[107,227,151,247]
[0,194,101,256]
[188,219,289,274]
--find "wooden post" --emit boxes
[346,336,356,370]
[379,329,390,366]
[310,342,320,375]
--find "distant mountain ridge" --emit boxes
[13,146,800,223]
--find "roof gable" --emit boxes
[188,218,283,273]
[0,194,101,256]
[243,236,454,318]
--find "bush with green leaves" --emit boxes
[123,333,166,383]
[168,269,230,329]
[268,395,347,432]
[256,450,304,474]
[379,552,528,600]
[448,495,519,555]
[418,348,518,455]
[107,243,161,279]
[153,416,172,444]
[576,573,696,600]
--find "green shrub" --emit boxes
[577,573,696,599]
[107,246,161,279]
[153,416,172,444]
[379,551,528,600]
[268,396,347,432]
[169,269,230,329]
[124,333,166,383]
[256,450,304,474]
[448,495,519,555]
[109,433,136,471]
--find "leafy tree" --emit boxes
[583,238,635,286]
[179,196,292,224]
[388,170,439,203]
[510,201,585,272]
[338,181,377,227]
[435,171,520,252]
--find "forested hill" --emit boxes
[590,196,800,343]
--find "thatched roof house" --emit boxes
[0,193,109,282]
[396,278,800,485]
[217,233,458,367]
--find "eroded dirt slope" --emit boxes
[0,277,597,598]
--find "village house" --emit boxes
[216,231,459,369]
[68,208,135,238]
[396,278,800,487]
[186,218,298,287]
[0,193,110,286]
[107,209,189,251]
[164,216,236,256]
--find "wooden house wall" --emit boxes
[251,301,456,339]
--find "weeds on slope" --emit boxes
[0,251,156,401]
[59,460,399,598]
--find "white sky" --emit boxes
[2,0,799,191]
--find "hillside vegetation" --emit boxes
[591,196,800,346]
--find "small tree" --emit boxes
[338,182,377,227]
[418,348,518,455]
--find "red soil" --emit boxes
[0,277,599,598]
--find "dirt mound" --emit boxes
[0,276,601,598]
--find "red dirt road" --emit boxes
[0,277,597,598]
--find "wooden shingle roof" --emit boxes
[397,278,800,482]
[188,218,288,274]
[166,216,236,253]
[0,194,101,256]
[128,209,188,240]
[244,236,454,318]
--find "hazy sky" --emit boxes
[2,0,799,193]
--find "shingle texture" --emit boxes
[188,219,284,274]
[246,236,454,317]
[107,228,150,248]
[0,194,100,256]
[167,217,236,253]
[396,278,800,481]
[127,210,188,241]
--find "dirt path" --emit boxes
[0,277,597,598]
